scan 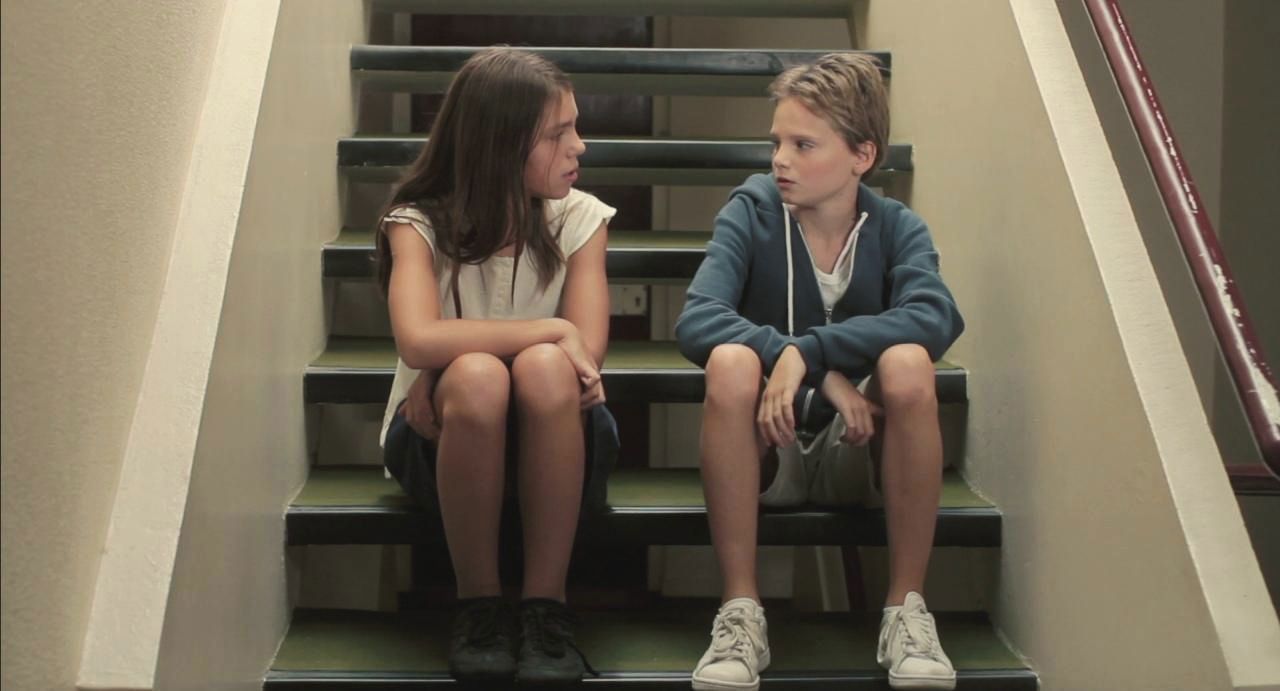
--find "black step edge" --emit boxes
[351,46,891,76]
[286,502,1001,547]
[303,362,967,405]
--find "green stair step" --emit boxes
[370,0,854,17]
[338,136,912,186]
[287,466,999,546]
[352,46,889,96]
[265,606,1035,689]
[325,229,709,281]
[304,338,967,405]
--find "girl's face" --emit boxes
[525,89,586,200]
[769,97,874,212]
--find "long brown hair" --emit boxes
[375,47,572,304]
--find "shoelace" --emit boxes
[705,607,762,665]
[522,603,599,677]
[895,608,946,663]
[454,599,507,648]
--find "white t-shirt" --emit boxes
[795,215,863,323]
[379,188,617,445]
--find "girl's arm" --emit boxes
[558,220,610,368]
[385,222,577,370]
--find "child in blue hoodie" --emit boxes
[676,53,964,691]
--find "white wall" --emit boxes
[151,2,366,688]
[0,2,228,688]
[850,0,1280,687]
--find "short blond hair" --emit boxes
[768,53,889,177]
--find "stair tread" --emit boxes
[296,466,991,510]
[370,0,855,18]
[305,338,966,405]
[268,606,1033,681]
[325,229,711,280]
[286,466,999,547]
[310,337,958,375]
[352,45,890,76]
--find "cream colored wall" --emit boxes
[1059,0,1280,612]
[150,2,366,688]
[0,1,229,689]
[850,0,1280,688]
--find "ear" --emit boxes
[851,141,877,177]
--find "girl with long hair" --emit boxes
[376,47,616,685]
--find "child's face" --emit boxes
[525,89,586,200]
[769,97,874,212]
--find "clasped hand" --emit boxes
[757,345,882,448]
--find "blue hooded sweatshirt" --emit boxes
[675,173,964,389]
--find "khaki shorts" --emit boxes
[758,411,883,509]
[759,371,884,508]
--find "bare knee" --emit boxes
[704,344,762,411]
[438,353,510,427]
[875,344,936,413]
[511,343,579,415]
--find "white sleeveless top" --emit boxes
[379,188,616,445]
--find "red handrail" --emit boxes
[1083,0,1279,479]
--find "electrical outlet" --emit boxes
[609,285,649,316]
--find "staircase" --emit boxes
[267,2,1038,687]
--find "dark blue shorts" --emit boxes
[383,401,619,514]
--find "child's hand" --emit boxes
[758,345,806,447]
[403,370,440,440]
[556,329,602,392]
[579,377,606,409]
[820,371,882,446]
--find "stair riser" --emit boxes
[338,139,913,175]
[325,245,706,282]
[360,72,799,97]
[312,402,970,474]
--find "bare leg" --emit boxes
[511,343,586,602]
[433,353,512,600]
[870,344,943,607]
[700,344,769,603]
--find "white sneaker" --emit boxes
[877,592,956,690]
[691,597,771,690]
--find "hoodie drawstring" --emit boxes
[784,206,870,335]
[785,206,795,337]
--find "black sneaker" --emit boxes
[449,597,516,682]
[516,598,597,685]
